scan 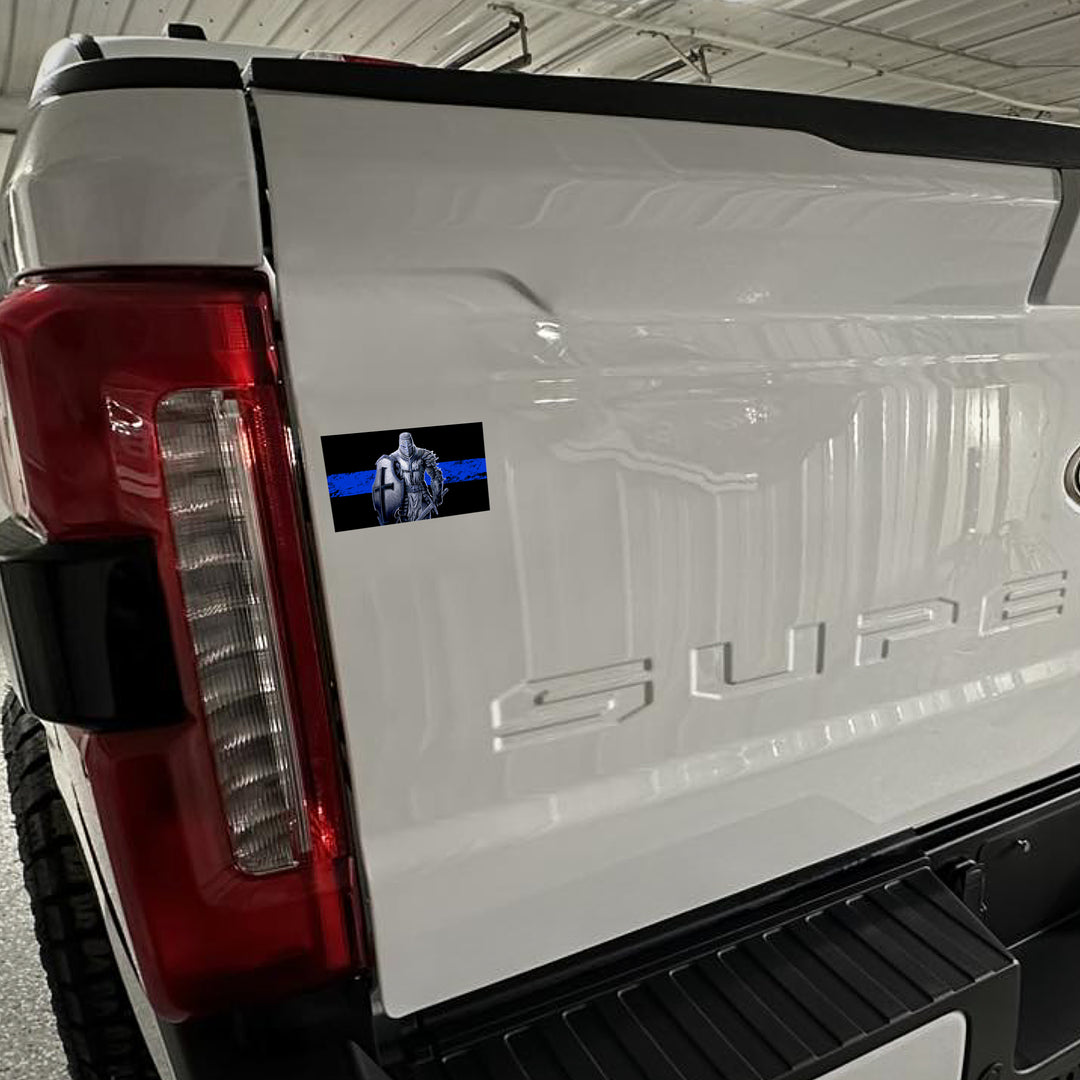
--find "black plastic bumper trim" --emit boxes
[246,58,1080,170]
[396,864,1016,1080]
[160,978,384,1080]
[35,57,243,101]
[0,518,184,730]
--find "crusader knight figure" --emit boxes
[371,432,446,525]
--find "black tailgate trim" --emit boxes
[246,58,1080,169]
[35,57,243,100]
[1030,170,1080,303]
[395,866,1017,1080]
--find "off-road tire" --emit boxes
[1,691,159,1080]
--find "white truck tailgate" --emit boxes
[252,79,1080,1017]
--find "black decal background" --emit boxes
[321,421,489,532]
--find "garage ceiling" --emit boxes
[3,0,1080,130]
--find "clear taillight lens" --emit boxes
[157,389,308,874]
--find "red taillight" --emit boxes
[0,277,362,1019]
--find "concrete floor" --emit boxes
[0,685,68,1080]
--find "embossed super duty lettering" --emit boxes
[492,571,1069,746]
[856,599,959,666]
[491,659,653,752]
[690,570,1067,702]
[980,571,1067,635]
[691,624,824,700]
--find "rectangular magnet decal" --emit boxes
[321,422,489,533]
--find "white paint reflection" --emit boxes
[495,301,1068,820]
[381,649,1080,876]
[554,435,759,494]
[535,321,562,344]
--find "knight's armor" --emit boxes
[388,432,444,522]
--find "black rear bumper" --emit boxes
[159,759,1080,1080]
[383,762,1080,1080]
[398,864,1014,1080]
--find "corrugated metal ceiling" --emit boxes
[3,0,1080,122]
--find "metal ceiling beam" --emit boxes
[753,2,1080,72]
[958,7,1080,55]
[638,32,714,85]
[524,0,1080,116]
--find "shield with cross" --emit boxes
[371,455,405,525]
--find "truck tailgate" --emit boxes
[250,67,1080,1017]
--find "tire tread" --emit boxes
[2,691,158,1080]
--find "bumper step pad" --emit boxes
[403,867,1019,1080]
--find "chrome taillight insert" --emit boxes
[157,389,308,874]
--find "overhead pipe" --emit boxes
[448,5,531,72]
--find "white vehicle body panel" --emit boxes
[253,89,1080,1016]
[0,89,262,283]
[817,1013,966,1080]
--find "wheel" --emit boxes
[2,691,159,1080]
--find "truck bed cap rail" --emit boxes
[29,52,1080,171]
[245,57,1080,170]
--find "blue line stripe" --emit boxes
[327,458,487,498]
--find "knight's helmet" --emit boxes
[398,432,415,457]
